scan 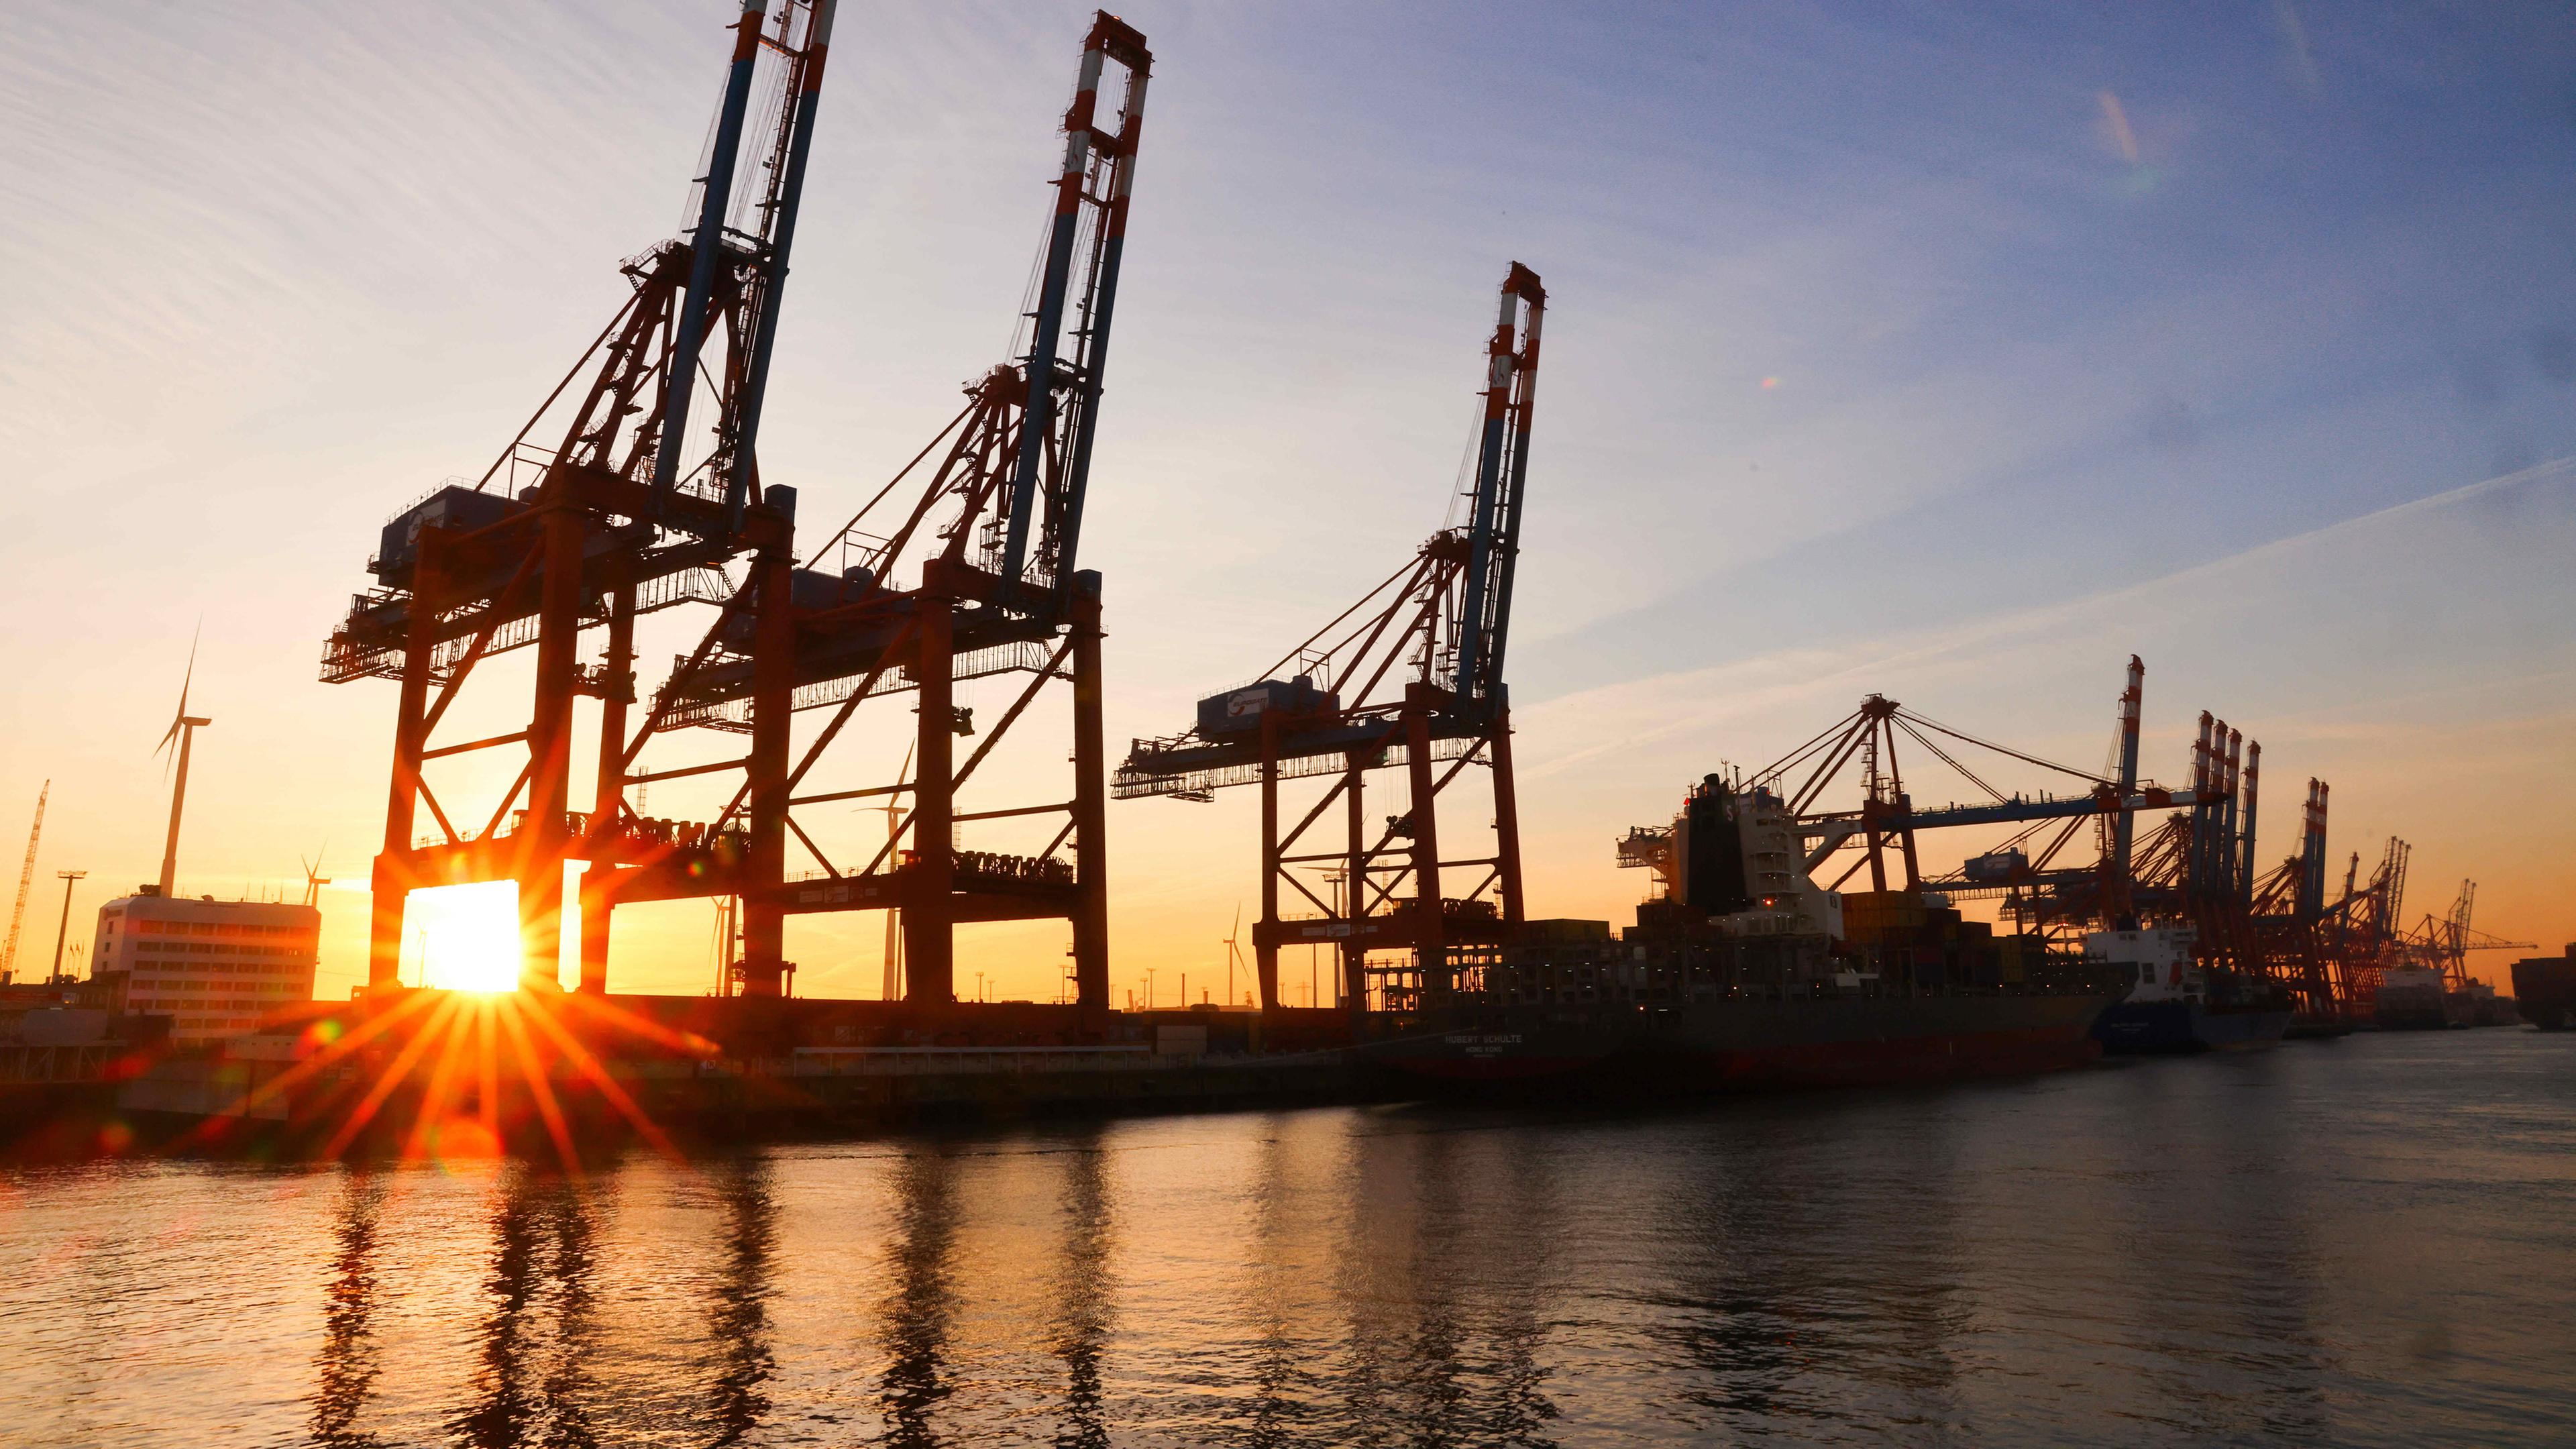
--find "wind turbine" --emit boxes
[880,740,914,1002]
[299,844,331,909]
[154,632,212,898]
[1224,902,1248,1008]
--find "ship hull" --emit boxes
[2510,959,2576,1030]
[2373,999,2470,1030]
[2094,1001,2293,1055]
[1357,992,2116,1095]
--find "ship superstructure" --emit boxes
[2084,924,2292,1052]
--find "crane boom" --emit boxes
[653,0,771,520]
[998,11,1153,610]
[724,0,839,538]
[3,781,46,980]
[1452,263,1545,705]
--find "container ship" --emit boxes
[2512,947,2576,1030]
[2082,926,2292,1053]
[2450,978,2517,1028]
[1359,775,2123,1092]
[2373,965,2469,1030]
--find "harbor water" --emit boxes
[3,1029,2569,1446]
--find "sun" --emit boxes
[406,881,529,993]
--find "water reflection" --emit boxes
[702,1157,780,1446]
[309,1169,388,1448]
[1236,1123,1319,1447]
[2212,1064,2334,1443]
[1046,1132,1117,1449]
[878,1150,960,1444]
[1654,1102,1968,1436]
[1330,1118,1564,1447]
[2117,1057,2337,1441]
[449,1165,598,1448]
[1480,1128,1564,1446]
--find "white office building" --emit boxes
[91,892,320,1042]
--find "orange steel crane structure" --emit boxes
[1753,661,2346,1016]
[1116,265,1547,1022]
[324,1,840,996]
[645,11,1151,1022]
[2310,836,2410,1014]
[326,7,1152,1019]
[2243,777,2347,1026]
[2402,879,2535,987]
[1762,661,2210,924]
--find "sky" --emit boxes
[1,0,2570,1001]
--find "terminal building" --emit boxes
[89,890,319,1043]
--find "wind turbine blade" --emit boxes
[175,623,199,720]
[158,627,200,759]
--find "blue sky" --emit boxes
[1,1,2568,995]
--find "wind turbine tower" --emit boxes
[156,641,212,898]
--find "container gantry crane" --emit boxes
[2243,777,2349,1027]
[2304,835,2410,1013]
[1717,662,2365,1022]
[321,0,839,992]
[1755,659,2209,921]
[1116,264,1546,1022]
[2405,879,2536,987]
[616,11,1152,1020]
